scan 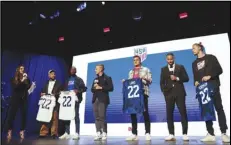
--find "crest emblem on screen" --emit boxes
[134,47,147,62]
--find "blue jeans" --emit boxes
[65,102,80,134]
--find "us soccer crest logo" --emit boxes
[134,47,147,62]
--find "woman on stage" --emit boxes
[6,65,31,139]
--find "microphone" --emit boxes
[23,73,27,78]
[94,79,99,84]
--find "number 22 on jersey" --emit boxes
[62,96,72,107]
[127,85,140,98]
[199,87,211,105]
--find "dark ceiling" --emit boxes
[1,2,230,57]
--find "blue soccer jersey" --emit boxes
[123,78,145,114]
[196,82,216,121]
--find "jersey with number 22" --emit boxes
[123,78,144,114]
[196,82,216,121]
[58,91,78,120]
[36,95,56,122]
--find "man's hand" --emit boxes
[95,86,102,90]
[195,81,200,87]
[202,76,211,82]
[170,75,177,81]
[94,84,98,88]
[40,93,45,97]
[74,89,78,94]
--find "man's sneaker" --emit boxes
[221,133,230,143]
[126,134,138,141]
[101,132,107,141]
[165,134,176,141]
[72,133,80,140]
[59,132,70,140]
[94,132,102,141]
[200,133,216,142]
[145,133,151,141]
[182,134,189,141]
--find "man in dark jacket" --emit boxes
[192,43,229,143]
[59,66,87,140]
[91,64,114,141]
[39,70,63,139]
[160,53,189,141]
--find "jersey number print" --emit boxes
[62,96,72,107]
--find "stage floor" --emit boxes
[2,136,230,145]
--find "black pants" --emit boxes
[130,96,150,135]
[6,96,28,131]
[164,95,188,135]
[206,88,228,135]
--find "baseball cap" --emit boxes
[48,69,55,74]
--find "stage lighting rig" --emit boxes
[77,2,87,12]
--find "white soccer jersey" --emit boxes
[58,91,78,120]
[36,95,56,123]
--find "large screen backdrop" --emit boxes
[71,33,230,136]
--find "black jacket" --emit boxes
[192,54,222,88]
[160,64,189,97]
[41,80,63,110]
[91,73,114,104]
[41,80,63,100]
[11,77,31,99]
[65,75,87,103]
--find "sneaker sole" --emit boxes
[200,140,216,142]
[165,138,176,141]
[183,139,189,142]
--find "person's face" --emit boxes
[19,66,24,74]
[49,72,56,80]
[192,44,201,56]
[70,68,76,75]
[95,66,102,75]
[133,57,141,67]
[166,55,175,65]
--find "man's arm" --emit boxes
[206,55,223,79]
[101,76,114,92]
[192,62,200,86]
[91,79,96,93]
[41,81,47,96]
[78,77,87,93]
[142,68,152,85]
[177,65,189,83]
[160,68,165,93]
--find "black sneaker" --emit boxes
[52,135,58,139]
[38,135,47,139]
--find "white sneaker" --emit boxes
[72,133,80,140]
[94,132,102,141]
[200,133,216,142]
[59,132,70,140]
[145,133,151,141]
[221,133,230,143]
[182,134,189,141]
[165,134,176,141]
[126,134,138,141]
[101,132,107,141]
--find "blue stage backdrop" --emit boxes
[84,49,216,123]
[1,50,69,135]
